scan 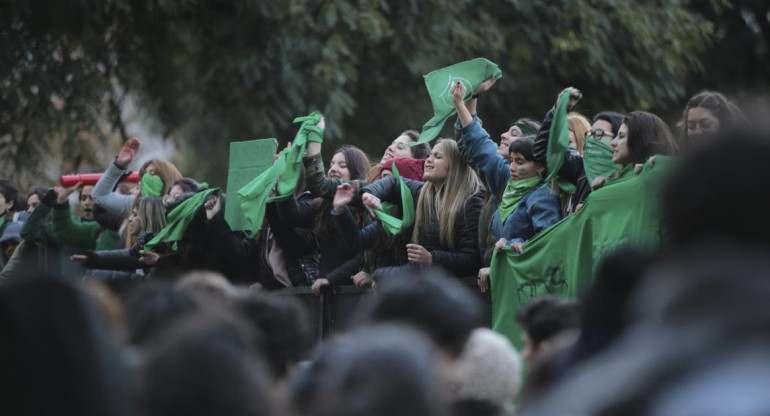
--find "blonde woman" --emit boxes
[361,139,483,279]
[71,197,168,272]
[567,113,592,155]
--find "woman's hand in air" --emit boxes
[333,183,355,213]
[361,192,382,217]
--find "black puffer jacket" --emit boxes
[362,177,483,278]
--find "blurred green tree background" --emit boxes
[2,0,768,190]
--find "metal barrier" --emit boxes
[272,277,492,344]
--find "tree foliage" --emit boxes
[2,0,760,189]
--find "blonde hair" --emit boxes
[412,139,482,249]
[139,159,183,196]
[139,197,168,235]
[120,196,168,248]
[568,113,591,155]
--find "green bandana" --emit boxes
[238,111,324,236]
[140,174,164,197]
[546,89,582,193]
[513,121,537,136]
[373,164,415,235]
[417,58,502,146]
[145,188,222,251]
[498,177,542,224]
[584,138,621,185]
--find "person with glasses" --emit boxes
[591,112,679,190]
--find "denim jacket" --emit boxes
[459,119,562,244]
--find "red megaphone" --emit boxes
[59,172,140,187]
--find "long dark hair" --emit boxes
[625,112,679,164]
[315,146,371,240]
[681,91,748,144]
[334,146,371,181]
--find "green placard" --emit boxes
[225,138,277,231]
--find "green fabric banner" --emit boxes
[237,111,324,236]
[417,58,502,146]
[145,188,222,251]
[224,138,278,232]
[583,138,621,185]
[373,164,415,235]
[489,158,674,349]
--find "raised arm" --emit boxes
[452,80,510,197]
[50,187,102,250]
[532,88,585,185]
[93,139,141,217]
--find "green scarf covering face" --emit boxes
[498,176,542,224]
[140,174,165,197]
[584,138,621,185]
[373,164,415,235]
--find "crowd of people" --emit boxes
[2,78,768,415]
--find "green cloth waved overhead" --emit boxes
[373,164,415,235]
[498,177,542,225]
[238,111,324,235]
[145,188,222,251]
[417,58,502,145]
[140,174,164,197]
[545,89,581,193]
[583,138,621,185]
[490,158,674,349]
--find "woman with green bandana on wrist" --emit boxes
[453,81,562,293]
[591,112,679,191]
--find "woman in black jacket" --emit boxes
[361,139,483,279]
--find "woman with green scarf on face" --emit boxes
[92,138,183,218]
[452,82,562,293]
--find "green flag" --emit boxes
[145,188,222,251]
[237,111,323,235]
[373,164,415,235]
[224,138,278,232]
[417,58,502,146]
[583,138,621,185]
[489,159,674,349]
[545,89,580,193]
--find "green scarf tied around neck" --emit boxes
[144,187,222,251]
[584,138,621,185]
[373,164,415,235]
[237,111,324,236]
[498,176,542,224]
[546,89,582,193]
[140,174,165,198]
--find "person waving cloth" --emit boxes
[452,81,562,292]
[361,138,483,279]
